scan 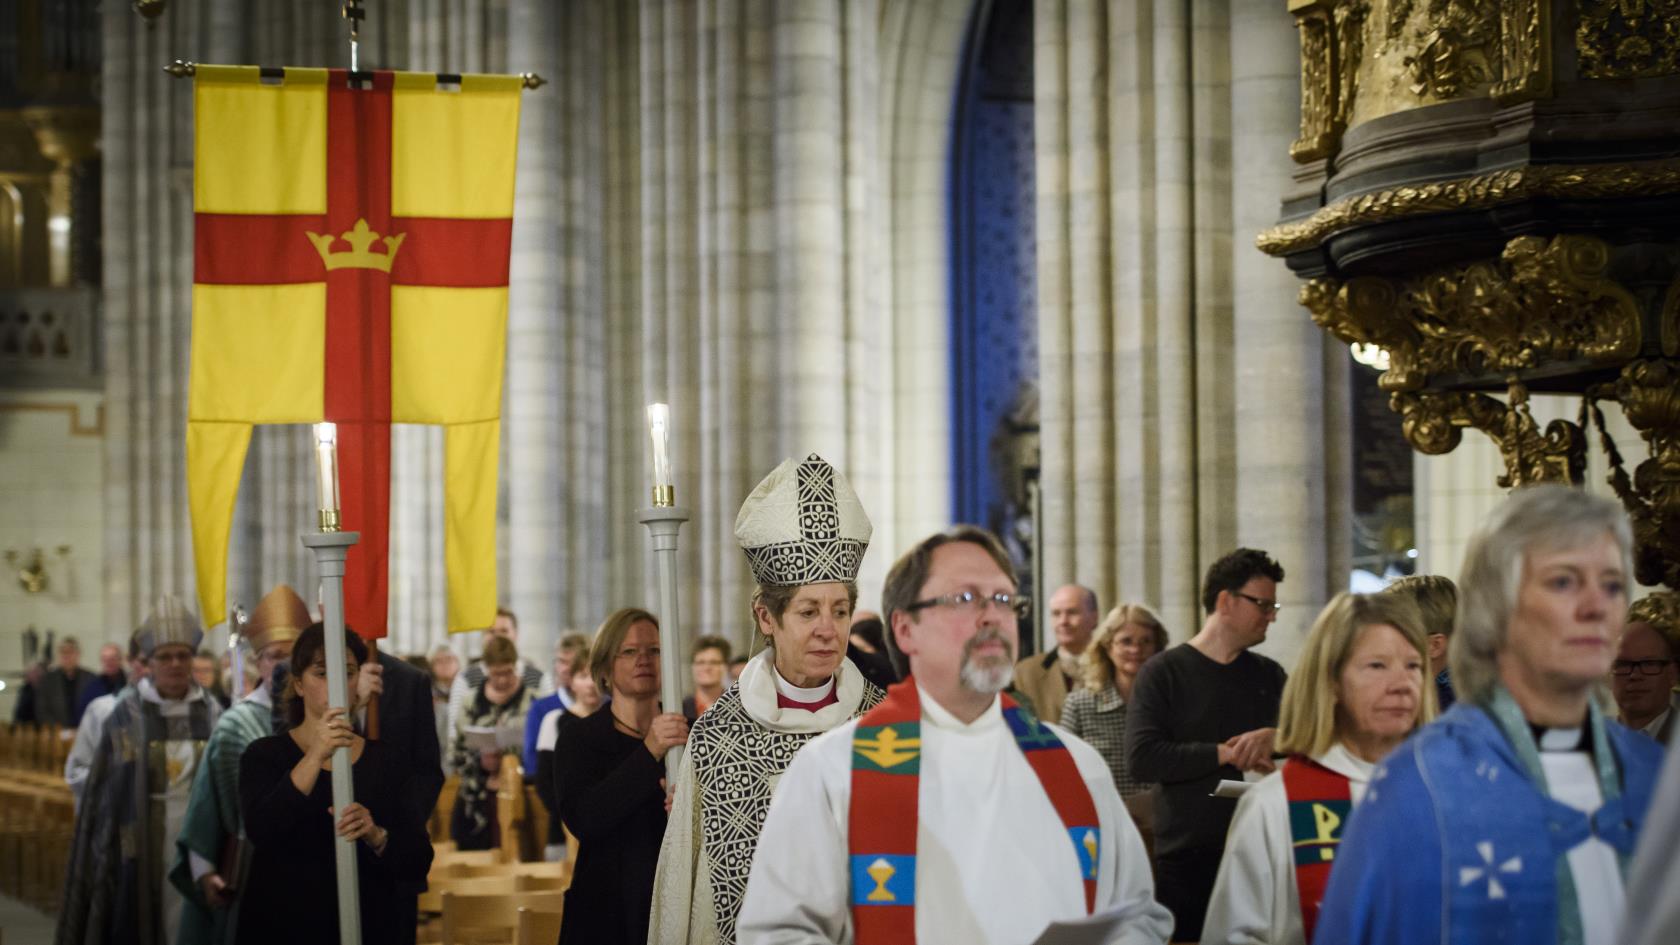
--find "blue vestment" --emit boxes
[1316,696,1662,945]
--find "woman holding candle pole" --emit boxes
[236,621,431,945]
[650,453,885,945]
[555,607,687,945]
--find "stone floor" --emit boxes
[0,893,54,944]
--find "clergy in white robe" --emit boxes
[651,453,883,945]
[736,525,1171,945]
[1202,591,1436,945]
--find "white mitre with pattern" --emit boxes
[734,453,872,587]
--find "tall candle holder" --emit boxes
[639,402,688,782]
[304,420,362,945]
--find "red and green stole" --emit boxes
[846,677,1100,943]
[1281,755,1354,943]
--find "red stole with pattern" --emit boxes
[846,677,1100,943]
[1281,754,1354,943]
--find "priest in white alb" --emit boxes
[651,453,885,944]
[736,525,1172,944]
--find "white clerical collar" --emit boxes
[240,684,273,709]
[916,682,1003,733]
[771,667,835,703]
[1319,742,1376,784]
[1641,701,1674,740]
[138,677,204,714]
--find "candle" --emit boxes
[314,422,341,530]
[647,403,673,506]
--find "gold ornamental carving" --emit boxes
[1577,0,1680,79]
[1611,360,1680,589]
[1383,0,1498,98]
[1491,0,1551,102]
[1292,6,1339,162]
[1300,235,1643,392]
[1391,382,1586,487]
[1257,158,1680,256]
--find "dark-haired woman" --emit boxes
[236,622,432,945]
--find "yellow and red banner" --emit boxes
[188,66,521,637]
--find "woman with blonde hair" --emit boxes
[1060,603,1169,797]
[555,607,687,945]
[1202,592,1434,944]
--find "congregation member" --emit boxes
[448,634,535,850]
[444,608,543,760]
[236,622,432,945]
[554,608,686,945]
[1061,603,1169,799]
[38,635,94,729]
[738,525,1171,944]
[1014,583,1099,724]
[524,632,589,779]
[681,634,731,724]
[170,584,309,945]
[1126,548,1288,942]
[429,644,459,770]
[1384,573,1459,710]
[76,643,128,717]
[1316,484,1664,945]
[727,654,750,685]
[193,650,230,709]
[1202,591,1434,945]
[1611,593,1679,745]
[65,629,147,806]
[845,612,900,691]
[536,654,603,859]
[58,595,223,945]
[652,454,886,944]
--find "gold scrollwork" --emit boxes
[1299,235,1642,391]
[1292,8,1339,162]
[1390,0,1498,98]
[1492,0,1551,102]
[1257,158,1680,256]
[1390,380,1585,487]
[1577,0,1680,80]
[1663,272,1680,358]
[1612,359,1680,588]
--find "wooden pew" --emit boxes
[440,889,564,945]
[515,906,563,945]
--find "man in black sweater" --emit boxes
[1125,548,1288,941]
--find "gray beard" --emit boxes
[958,628,1016,694]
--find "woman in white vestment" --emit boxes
[1202,591,1435,945]
[650,454,885,945]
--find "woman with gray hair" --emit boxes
[1315,484,1664,945]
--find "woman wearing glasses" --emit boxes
[1061,603,1170,800]
[650,454,885,945]
[1316,485,1664,945]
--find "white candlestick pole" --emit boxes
[639,402,688,782]
[303,420,360,945]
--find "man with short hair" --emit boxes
[1384,573,1459,710]
[76,643,128,719]
[39,636,94,729]
[739,526,1170,943]
[1125,547,1288,942]
[58,595,222,945]
[444,607,544,757]
[169,584,310,945]
[1612,594,1680,745]
[1014,584,1098,724]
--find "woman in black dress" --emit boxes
[237,622,432,945]
[554,607,688,945]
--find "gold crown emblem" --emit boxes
[306,218,406,273]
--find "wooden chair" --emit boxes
[515,906,563,945]
[437,848,505,867]
[418,873,518,914]
[440,889,565,945]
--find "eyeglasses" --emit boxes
[1236,592,1282,615]
[1612,659,1675,676]
[906,590,1029,619]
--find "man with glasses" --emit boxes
[1124,547,1288,942]
[738,525,1171,944]
[1611,593,1680,745]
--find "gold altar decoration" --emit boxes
[1608,360,1680,588]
